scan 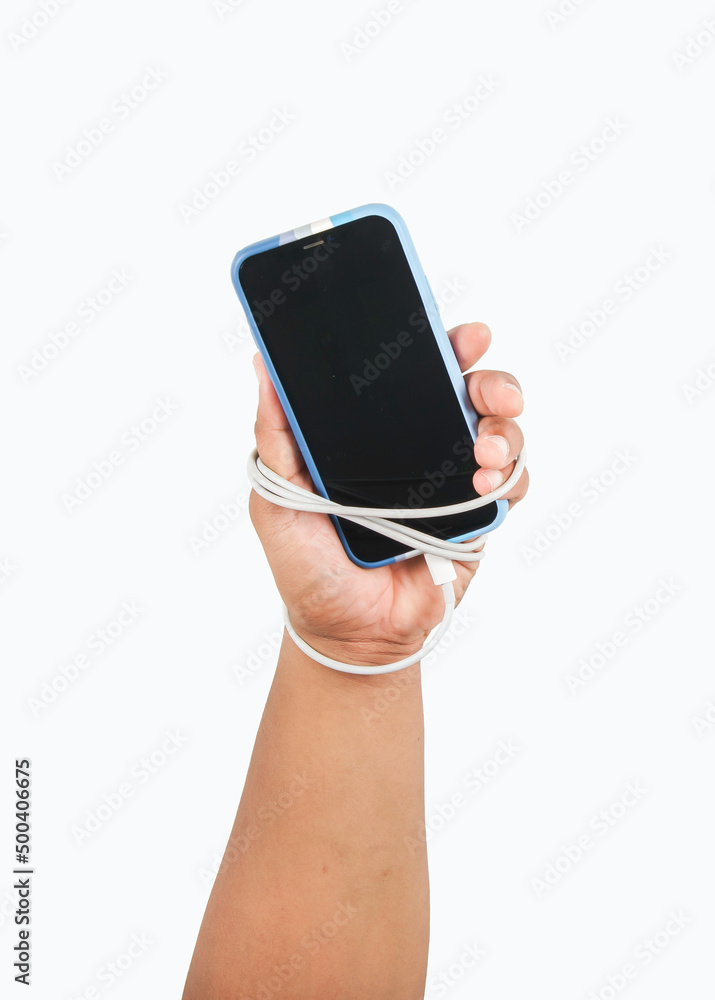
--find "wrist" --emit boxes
[281,625,425,680]
[290,618,427,667]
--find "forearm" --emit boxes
[182,633,429,1000]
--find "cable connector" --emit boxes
[424,553,458,587]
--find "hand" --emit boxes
[250,322,529,667]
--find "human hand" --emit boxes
[250,322,528,667]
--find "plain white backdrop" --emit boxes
[2,0,714,996]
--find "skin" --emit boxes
[182,323,528,999]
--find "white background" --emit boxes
[2,0,714,997]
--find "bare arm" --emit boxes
[183,643,429,999]
[182,322,528,999]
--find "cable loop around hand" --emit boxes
[246,449,526,674]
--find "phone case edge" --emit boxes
[231,203,506,568]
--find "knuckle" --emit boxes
[479,415,506,433]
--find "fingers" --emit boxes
[465,369,524,418]
[253,354,305,480]
[448,323,528,507]
[471,404,527,507]
[473,416,524,474]
[254,325,527,504]
[446,322,492,372]
[473,458,529,502]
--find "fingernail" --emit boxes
[253,355,263,385]
[478,468,504,492]
[501,381,523,400]
[484,434,509,464]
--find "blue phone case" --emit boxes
[231,203,507,568]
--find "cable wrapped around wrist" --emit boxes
[247,449,526,675]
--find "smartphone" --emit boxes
[231,203,506,568]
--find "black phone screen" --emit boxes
[238,214,497,564]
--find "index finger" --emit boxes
[446,322,492,372]
[253,354,305,480]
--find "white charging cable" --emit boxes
[247,448,527,676]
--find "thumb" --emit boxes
[253,354,304,481]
